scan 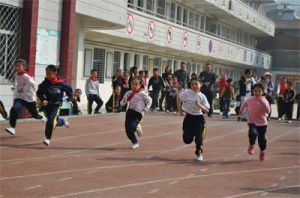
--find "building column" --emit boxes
[60,0,76,84]
[20,0,39,76]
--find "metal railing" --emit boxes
[0,3,21,83]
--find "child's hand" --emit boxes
[42,100,48,106]
[178,110,184,116]
[11,86,16,91]
[123,96,128,103]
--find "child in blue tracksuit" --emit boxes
[37,65,73,146]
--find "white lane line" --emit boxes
[58,177,73,182]
[271,183,278,187]
[168,181,178,185]
[11,161,24,165]
[161,127,246,154]
[200,168,208,172]
[260,192,269,196]
[268,128,300,142]
[24,185,42,191]
[48,166,299,198]
[1,120,181,148]
[0,162,165,181]
[223,184,300,198]
[279,176,286,181]
[148,189,159,194]
[287,170,292,174]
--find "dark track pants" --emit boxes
[125,109,142,144]
[9,99,42,128]
[182,114,206,156]
[248,124,267,151]
[44,104,64,139]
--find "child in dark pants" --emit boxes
[5,59,44,136]
[177,79,210,161]
[148,68,164,111]
[220,78,234,119]
[37,65,73,146]
[71,89,82,115]
[85,69,103,114]
[121,78,152,149]
[284,81,296,123]
[240,83,270,161]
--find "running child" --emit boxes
[5,59,44,136]
[220,78,234,119]
[121,78,152,149]
[85,69,103,114]
[177,79,210,161]
[37,65,73,146]
[284,81,296,123]
[148,68,164,111]
[240,83,270,161]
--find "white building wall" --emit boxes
[96,10,272,69]
[35,0,63,84]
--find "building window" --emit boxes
[143,55,149,71]
[195,14,200,29]
[84,49,93,77]
[106,52,114,78]
[137,0,144,10]
[0,3,21,83]
[201,15,205,30]
[134,54,141,68]
[93,48,106,83]
[146,0,154,14]
[113,51,121,74]
[206,17,217,34]
[128,0,134,8]
[183,8,188,26]
[156,0,165,18]
[176,5,182,25]
[123,53,130,71]
[170,2,176,22]
[189,12,194,27]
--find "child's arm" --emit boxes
[37,82,48,106]
[289,90,296,102]
[239,99,248,114]
[231,87,235,99]
[260,97,271,114]
[195,95,210,114]
[177,92,184,116]
[120,92,129,107]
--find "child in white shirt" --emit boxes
[177,79,210,161]
[121,78,152,149]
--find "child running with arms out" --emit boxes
[177,79,210,161]
[5,59,44,135]
[121,78,152,149]
[240,83,270,161]
[37,65,73,146]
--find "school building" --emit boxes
[0,0,275,114]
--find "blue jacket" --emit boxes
[37,78,73,105]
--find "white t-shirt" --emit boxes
[179,90,210,115]
[121,90,152,114]
[14,73,37,102]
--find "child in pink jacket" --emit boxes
[240,83,270,161]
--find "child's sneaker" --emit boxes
[131,143,139,149]
[196,155,203,161]
[64,118,70,128]
[259,151,265,161]
[43,139,51,146]
[5,127,16,136]
[247,145,255,155]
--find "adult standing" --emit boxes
[199,63,217,117]
[159,65,173,111]
[174,62,189,89]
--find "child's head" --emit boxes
[178,81,183,90]
[123,70,129,80]
[131,66,138,75]
[167,74,173,81]
[144,70,149,78]
[190,79,201,92]
[15,59,28,72]
[116,68,123,77]
[226,78,233,85]
[138,70,144,78]
[90,69,97,78]
[252,83,264,97]
[74,89,82,97]
[130,78,140,90]
[46,65,58,79]
[191,73,197,79]
[113,85,121,95]
[244,69,252,78]
[153,68,159,76]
